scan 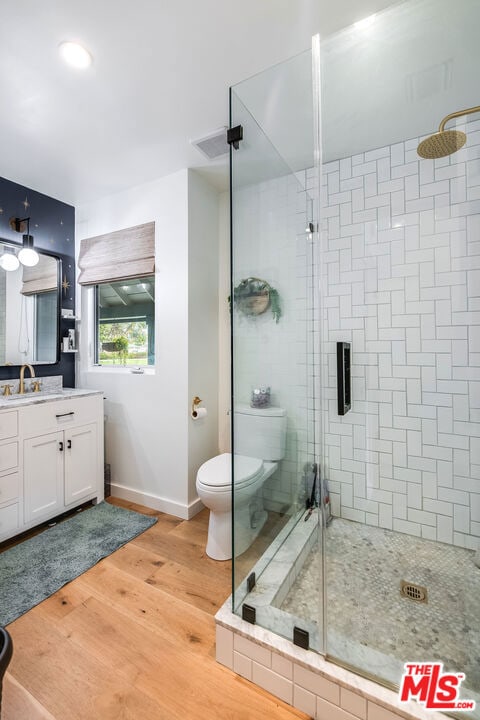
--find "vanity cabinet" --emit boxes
[0,409,21,538]
[24,431,64,523]
[24,422,97,523]
[0,392,103,542]
[64,423,97,505]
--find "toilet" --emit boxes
[196,404,287,560]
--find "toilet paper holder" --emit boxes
[191,396,207,420]
[192,396,202,414]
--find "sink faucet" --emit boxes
[18,364,36,394]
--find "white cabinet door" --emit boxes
[64,423,98,506]
[24,431,64,523]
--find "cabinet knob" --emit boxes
[59,441,64,452]
[67,439,72,449]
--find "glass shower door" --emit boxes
[230,50,324,652]
[227,3,479,715]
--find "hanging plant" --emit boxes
[233,277,282,323]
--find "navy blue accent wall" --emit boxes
[0,176,76,387]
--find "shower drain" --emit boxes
[400,580,428,603]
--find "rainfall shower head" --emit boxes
[417,129,467,159]
[417,105,480,159]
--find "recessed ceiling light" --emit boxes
[59,41,93,69]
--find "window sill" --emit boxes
[87,365,156,376]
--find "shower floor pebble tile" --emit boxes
[281,518,480,693]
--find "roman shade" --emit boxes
[78,221,155,286]
[21,254,58,295]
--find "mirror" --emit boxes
[0,240,61,366]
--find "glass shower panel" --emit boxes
[230,50,323,651]
[320,0,480,710]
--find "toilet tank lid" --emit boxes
[235,404,286,417]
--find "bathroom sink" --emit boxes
[1,395,45,405]
[0,391,64,406]
[1,394,37,402]
[2,391,59,399]
[0,389,100,408]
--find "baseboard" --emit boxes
[187,496,205,519]
[110,483,204,520]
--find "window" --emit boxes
[94,276,155,366]
[77,220,156,367]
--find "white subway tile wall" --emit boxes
[321,120,480,550]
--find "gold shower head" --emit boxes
[417,105,480,159]
[417,129,466,159]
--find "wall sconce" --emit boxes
[11,217,39,267]
[0,246,20,272]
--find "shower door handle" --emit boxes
[337,342,351,415]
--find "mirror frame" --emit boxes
[0,238,62,367]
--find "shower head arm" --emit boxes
[439,105,480,132]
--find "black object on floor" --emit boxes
[0,627,13,716]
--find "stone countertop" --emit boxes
[0,388,104,410]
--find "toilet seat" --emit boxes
[197,452,263,491]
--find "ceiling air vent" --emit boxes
[191,128,229,160]
[405,59,453,103]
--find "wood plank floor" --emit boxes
[3,499,310,720]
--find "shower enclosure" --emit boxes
[227,0,480,717]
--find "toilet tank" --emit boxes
[234,404,287,461]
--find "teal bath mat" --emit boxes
[0,501,157,626]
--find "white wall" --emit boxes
[218,191,231,454]
[187,170,220,505]
[76,168,219,519]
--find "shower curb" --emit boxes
[215,601,450,720]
